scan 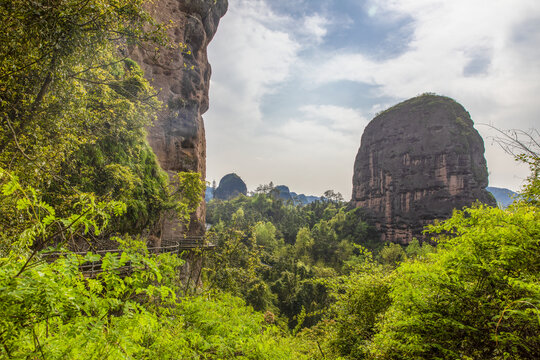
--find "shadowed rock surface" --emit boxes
[215,173,247,200]
[130,0,228,238]
[352,94,496,244]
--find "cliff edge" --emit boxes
[130,0,228,238]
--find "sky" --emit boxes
[205,0,540,199]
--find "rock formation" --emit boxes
[274,185,293,201]
[274,185,320,205]
[129,0,228,238]
[214,173,247,200]
[352,94,496,244]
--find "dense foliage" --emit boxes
[1,1,538,358]
[0,0,170,235]
[369,204,540,359]
[299,148,540,359]
[1,2,308,359]
[205,190,380,327]
[205,158,539,359]
[0,172,306,359]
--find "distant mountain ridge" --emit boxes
[487,187,518,208]
[205,179,319,204]
[274,185,320,205]
[205,180,517,209]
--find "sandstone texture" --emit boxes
[215,173,247,200]
[352,94,496,244]
[129,0,227,238]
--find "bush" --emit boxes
[370,204,540,359]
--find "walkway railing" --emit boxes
[42,235,216,277]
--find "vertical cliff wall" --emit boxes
[352,94,496,244]
[129,0,227,238]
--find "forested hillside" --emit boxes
[203,166,540,358]
[0,0,171,238]
[1,1,539,359]
[205,187,381,327]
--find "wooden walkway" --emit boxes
[42,236,215,277]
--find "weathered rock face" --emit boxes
[215,173,247,200]
[129,0,227,238]
[352,94,496,244]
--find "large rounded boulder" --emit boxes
[214,173,248,200]
[352,94,496,243]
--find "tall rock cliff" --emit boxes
[352,94,496,244]
[129,0,227,238]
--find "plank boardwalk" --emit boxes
[42,236,216,277]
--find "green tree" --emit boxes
[324,250,393,359]
[322,190,344,203]
[379,242,406,268]
[253,221,281,251]
[370,203,540,359]
[0,0,161,181]
[294,227,314,264]
[0,0,169,234]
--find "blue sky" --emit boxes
[205,0,540,198]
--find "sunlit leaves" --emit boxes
[0,169,127,261]
[0,0,168,235]
[369,204,540,359]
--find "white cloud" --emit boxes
[297,105,367,134]
[309,0,540,191]
[206,0,340,194]
[207,0,299,131]
[315,0,540,112]
[206,1,334,134]
[247,105,369,196]
[205,0,539,195]
[270,105,365,146]
[367,6,378,17]
[301,14,329,44]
